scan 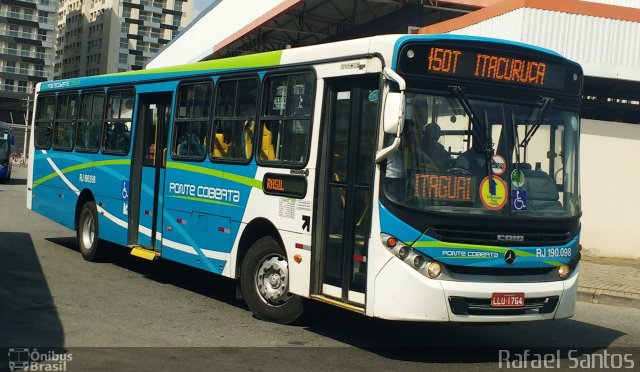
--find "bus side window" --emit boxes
[103,89,134,155]
[211,76,258,162]
[76,91,104,153]
[258,72,314,165]
[34,95,56,149]
[104,121,130,153]
[52,93,78,151]
[171,81,212,161]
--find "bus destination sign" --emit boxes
[428,47,547,86]
[398,43,581,94]
[262,173,307,199]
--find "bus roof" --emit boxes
[37,34,573,94]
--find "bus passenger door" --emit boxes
[129,93,173,251]
[316,76,379,305]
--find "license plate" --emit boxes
[491,292,525,308]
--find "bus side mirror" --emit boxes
[383,92,405,135]
[9,135,14,146]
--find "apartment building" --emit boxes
[0,0,56,124]
[54,0,192,79]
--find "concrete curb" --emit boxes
[577,287,640,309]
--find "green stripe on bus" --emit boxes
[109,50,283,77]
[167,162,262,188]
[411,241,535,257]
[33,159,131,187]
[168,195,240,208]
[544,261,564,267]
[33,158,261,189]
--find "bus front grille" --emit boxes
[446,265,556,276]
[428,227,572,247]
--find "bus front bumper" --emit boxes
[372,259,579,322]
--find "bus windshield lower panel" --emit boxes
[383,92,580,218]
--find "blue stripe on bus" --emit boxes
[379,201,579,268]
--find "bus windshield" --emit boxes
[0,133,9,160]
[384,92,580,218]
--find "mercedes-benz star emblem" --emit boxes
[504,250,516,264]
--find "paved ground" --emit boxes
[579,256,640,308]
[3,165,640,371]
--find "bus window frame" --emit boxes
[170,79,214,163]
[255,68,316,170]
[51,91,79,152]
[101,87,135,156]
[209,73,260,165]
[34,94,56,150]
[75,89,106,154]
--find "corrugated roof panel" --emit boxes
[445,7,640,80]
[581,0,640,9]
[522,9,640,70]
[444,8,526,42]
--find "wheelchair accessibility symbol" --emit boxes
[121,180,129,200]
[512,190,528,211]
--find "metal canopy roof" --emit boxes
[208,0,483,59]
[149,0,492,67]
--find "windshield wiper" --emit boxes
[449,85,494,180]
[520,95,554,147]
[449,85,486,151]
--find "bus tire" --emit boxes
[77,201,103,262]
[240,236,303,324]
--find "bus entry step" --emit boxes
[130,247,156,261]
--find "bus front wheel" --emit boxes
[77,201,103,262]
[240,236,303,324]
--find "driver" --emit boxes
[422,122,452,170]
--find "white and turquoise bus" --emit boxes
[28,34,583,324]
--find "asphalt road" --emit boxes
[2,165,640,371]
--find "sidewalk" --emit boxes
[578,255,640,309]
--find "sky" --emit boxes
[193,0,211,17]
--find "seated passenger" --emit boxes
[455,146,486,176]
[148,143,156,162]
[177,136,189,156]
[522,167,562,211]
[188,134,204,156]
[118,130,130,153]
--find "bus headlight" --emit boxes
[427,261,442,278]
[558,265,570,279]
[398,246,410,259]
[381,233,444,280]
[413,255,425,269]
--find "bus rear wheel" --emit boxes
[240,236,303,324]
[77,201,104,262]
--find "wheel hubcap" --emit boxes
[255,254,291,305]
[82,213,94,249]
